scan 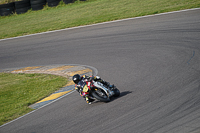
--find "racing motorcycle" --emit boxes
[81,79,120,102]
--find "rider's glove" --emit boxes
[95,76,101,80]
[80,91,83,96]
[78,88,83,95]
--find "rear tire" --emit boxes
[30,0,46,5]
[16,6,31,14]
[63,0,73,4]
[31,2,46,11]
[0,2,15,16]
[47,0,60,7]
[15,0,31,8]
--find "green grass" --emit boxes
[0,0,25,4]
[0,0,14,4]
[0,73,68,126]
[0,0,200,39]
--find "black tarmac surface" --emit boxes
[0,9,200,133]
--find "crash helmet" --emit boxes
[72,74,81,84]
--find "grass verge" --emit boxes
[0,73,68,126]
[0,0,200,39]
[0,0,14,4]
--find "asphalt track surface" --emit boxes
[0,9,200,133]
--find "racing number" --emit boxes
[83,85,89,92]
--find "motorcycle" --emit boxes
[80,79,120,103]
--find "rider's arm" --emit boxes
[82,75,90,79]
[75,85,84,96]
[94,76,102,82]
[75,85,81,92]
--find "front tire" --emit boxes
[91,89,110,102]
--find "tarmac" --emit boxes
[0,64,97,109]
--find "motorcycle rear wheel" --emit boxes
[91,89,110,102]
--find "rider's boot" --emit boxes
[85,97,92,104]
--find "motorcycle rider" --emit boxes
[72,74,113,104]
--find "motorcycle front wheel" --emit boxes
[91,88,110,102]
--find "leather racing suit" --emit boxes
[75,75,110,104]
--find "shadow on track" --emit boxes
[110,91,132,101]
[91,91,132,104]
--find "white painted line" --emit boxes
[0,8,199,42]
[0,7,199,127]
